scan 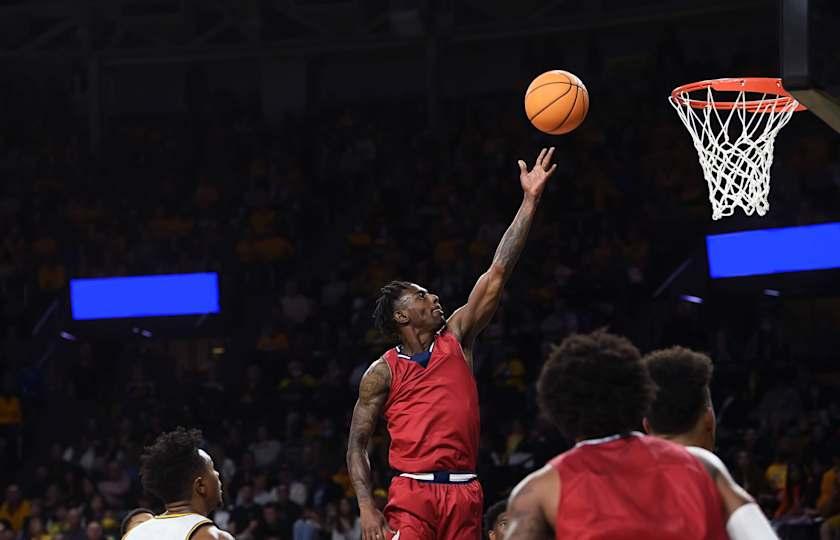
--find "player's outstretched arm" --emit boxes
[505,465,559,540]
[347,358,393,540]
[448,147,557,346]
[686,447,779,540]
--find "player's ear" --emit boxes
[642,417,652,435]
[393,309,409,326]
[194,475,207,497]
[703,407,716,435]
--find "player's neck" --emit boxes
[662,432,711,451]
[399,328,436,356]
[163,501,206,517]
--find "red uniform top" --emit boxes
[550,433,727,540]
[382,328,480,473]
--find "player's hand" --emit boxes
[360,506,393,540]
[518,147,557,199]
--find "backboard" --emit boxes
[780,0,840,133]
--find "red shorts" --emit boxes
[384,476,483,540]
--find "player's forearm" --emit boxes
[491,195,539,277]
[347,446,376,509]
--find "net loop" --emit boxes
[668,83,799,220]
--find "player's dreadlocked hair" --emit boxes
[140,427,205,504]
[372,281,412,336]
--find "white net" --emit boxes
[669,86,799,220]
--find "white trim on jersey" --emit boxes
[124,513,212,540]
[574,431,644,449]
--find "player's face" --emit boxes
[489,512,509,539]
[197,449,223,509]
[396,284,445,330]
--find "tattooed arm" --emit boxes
[448,148,557,348]
[505,465,559,540]
[347,358,393,540]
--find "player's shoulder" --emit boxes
[508,464,560,525]
[510,464,560,503]
[366,354,392,375]
[359,355,392,391]
[190,524,234,540]
[684,446,729,476]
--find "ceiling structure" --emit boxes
[0,0,764,64]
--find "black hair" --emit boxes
[139,427,206,504]
[483,500,508,535]
[642,346,714,435]
[120,508,155,536]
[537,331,654,441]
[372,281,412,335]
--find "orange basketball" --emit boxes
[524,70,589,135]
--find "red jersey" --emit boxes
[382,329,480,473]
[550,433,727,540]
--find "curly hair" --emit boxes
[372,280,412,336]
[483,499,507,533]
[140,427,206,504]
[537,331,654,441]
[642,346,713,435]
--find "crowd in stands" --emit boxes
[0,25,839,540]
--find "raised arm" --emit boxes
[346,358,393,540]
[505,465,558,540]
[448,147,557,345]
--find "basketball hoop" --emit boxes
[668,78,806,220]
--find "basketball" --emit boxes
[524,70,589,135]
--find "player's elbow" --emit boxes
[345,441,365,465]
[488,262,508,280]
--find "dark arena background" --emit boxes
[0,0,838,539]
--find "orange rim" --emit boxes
[670,77,807,112]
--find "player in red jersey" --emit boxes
[506,331,728,540]
[643,347,778,540]
[346,148,558,540]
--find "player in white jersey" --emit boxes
[125,427,233,540]
[642,346,778,540]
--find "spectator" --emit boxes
[85,521,105,540]
[249,426,283,469]
[280,282,313,325]
[97,462,130,508]
[255,504,286,539]
[62,508,85,540]
[292,507,322,540]
[20,515,48,540]
[0,485,30,532]
[330,498,360,540]
[733,449,771,500]
[230,485,260,538]
[252,473,278,506]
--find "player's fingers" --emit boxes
[534,148,547,168]
[546,163,558,177]
[517,160,527,174]
[542,146,556,168]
